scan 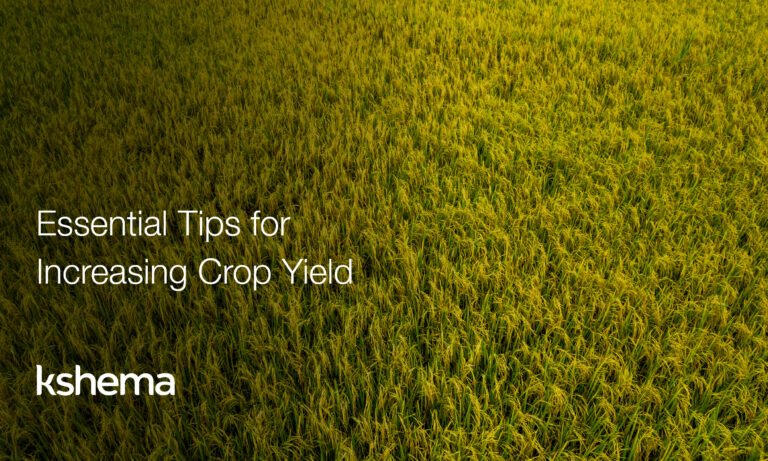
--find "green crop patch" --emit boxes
[1,0,767,459]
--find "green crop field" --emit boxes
[1,0,767,459]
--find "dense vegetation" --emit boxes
[1,0,767,459]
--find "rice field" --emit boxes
[1,0,767,459]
